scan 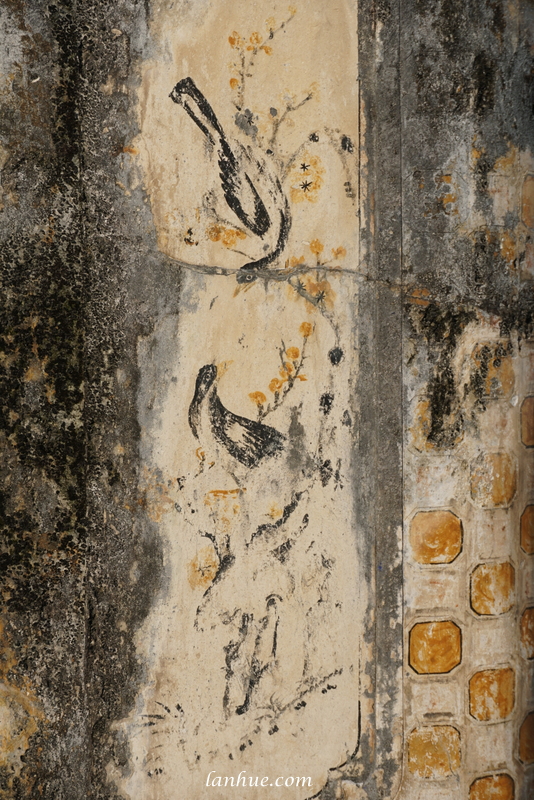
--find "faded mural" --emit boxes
[112,2,363,798]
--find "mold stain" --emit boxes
[408,144,534,455]
[468,341,514,403]
[0,623,43,790]
[408,299,475,451]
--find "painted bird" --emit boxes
[223,595,281,717]
[188,364,286,469]
[170,77,291,283]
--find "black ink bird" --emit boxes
[225,595,281,717]
[189,364,286,469]
[170,78,291,283]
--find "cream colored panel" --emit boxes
[114,3,362,798]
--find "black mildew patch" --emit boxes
[321,683,337,694]
[410,302,475,448]
[320,459,333,486]
[473,51,496,115]
[319,393,334,415]
[328,347,344,366]
[341,135,353,153]
[466,340,513,411]
[342,410,352,427]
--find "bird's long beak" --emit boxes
[233,281,256,296]
[216,360,234,378]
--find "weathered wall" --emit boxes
[400,2,534,797]
[0,1,532,799]
[0,2,88,797]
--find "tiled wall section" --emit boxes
[402,334,534,799]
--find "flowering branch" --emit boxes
[249,322,313,420]
[228,8,297,111]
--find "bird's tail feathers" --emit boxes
[170,77,226,147]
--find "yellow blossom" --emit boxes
[249,391,267,406]
[286,346,300,360]
[332,246,346,259]
[229,78,239,90]
[300,321,313,338]
[207,224,246,249]
[208,224,223,241]
[250,31,262,44]
[228,31,243,48]
[285,254,305,271]
[300,276,336,312]
[289,152,324,203]
[268,505,283,519]
[260,45,273,55]
[221,228,246,248]
[269,378,284,393]
[309,239,324,256]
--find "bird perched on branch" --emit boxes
[170,77,291,283]
[189,364,286,469]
